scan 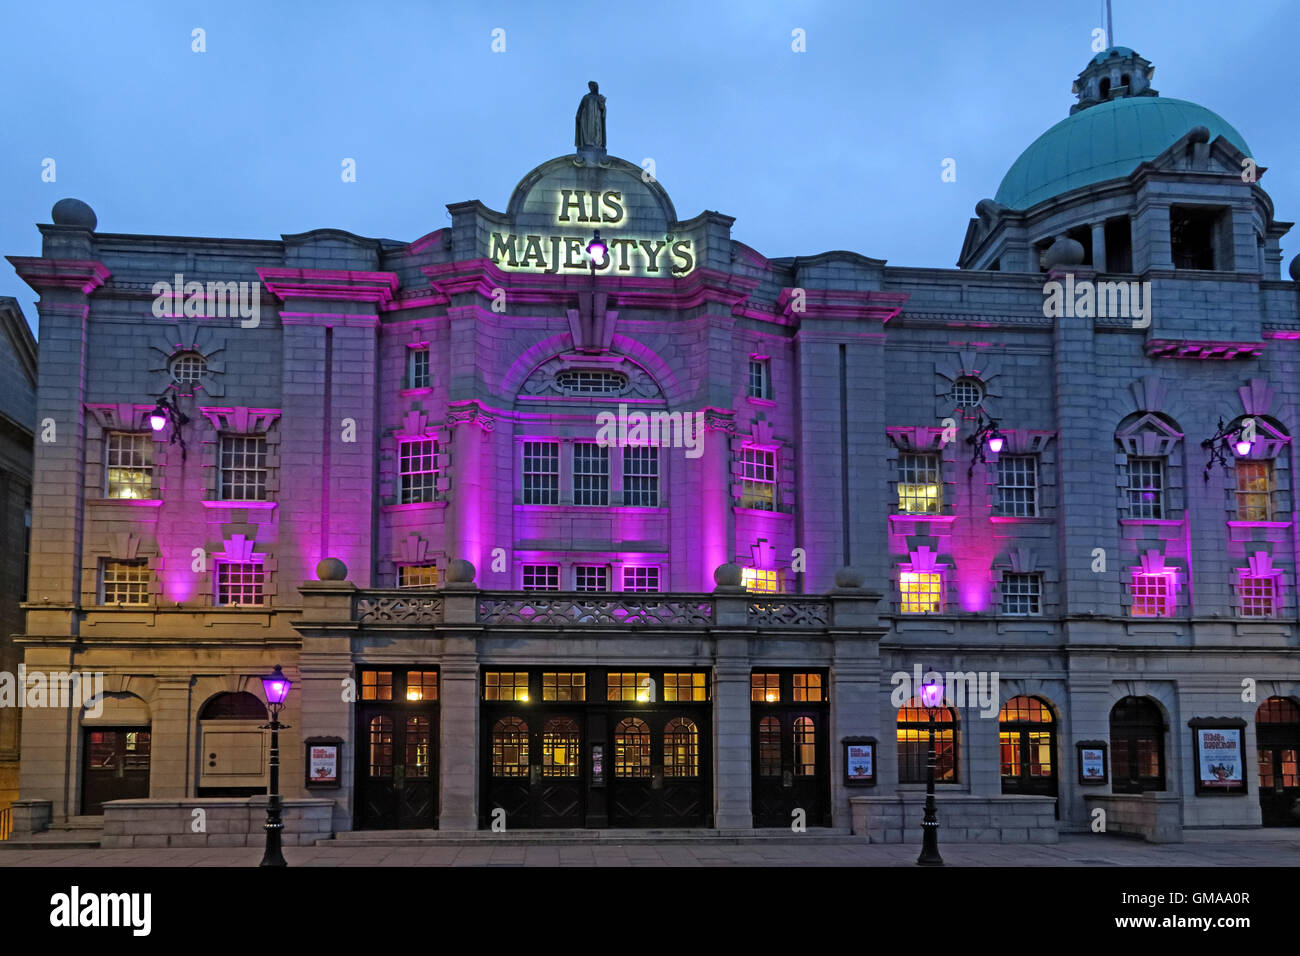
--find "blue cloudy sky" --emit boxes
[2,0,1296,336]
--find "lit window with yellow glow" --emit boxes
[405,671,438,701]
[491,717,529,777]
[900,572,942,613]
[742,568,782,593]
[751,673,780,702]
[105,432,153,499]
[897,452,942,514]
[542,717,580,777]
[663,672,708,702]
[484,671,530,701]
[664,717,699,777]
[542,672,586,701]
[361,670,393,701]
[607,672,652,702]
[397,564,438,588]
[793,673,823,702]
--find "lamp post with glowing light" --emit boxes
[586,230,607,274]
[916,676,945,866]
[148,392,190,461]
[259,664,292,867]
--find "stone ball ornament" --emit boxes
[315,557,348,581]
[835,567,864,589]
[713,563,743,587]
[1289,254,1300,283]
[1044,237,1086,269]
[1187,125,1211,144]
[446,558,476,584]
[51,198,97,230]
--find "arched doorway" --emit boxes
[896,697,959,783]
[1256,697,1300,827]
[999,696,1058,813]
[197,691,268,796]
[1110,696,1166,793]
[81,693,151,814]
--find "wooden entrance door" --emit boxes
[82,727,151,814]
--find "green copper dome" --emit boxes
[994,96,1252,210]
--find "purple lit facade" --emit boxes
[6,53,1300,843]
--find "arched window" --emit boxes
[1120,73,1131,87]
[793,716,816,776]
[1110,697,1165,793]
[999,696,1056,791]
[897,698,958,784]
[757,716,781,777]
[199,691,267,720]
[664,717,699,778]
[1258,697,1300,724]
[542,717,580,777]
[1099,77,1111,98]
[368,715,393,778]
[614,717,651,778]
[492,717,529,777]
[406,716,431,778]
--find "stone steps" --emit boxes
[320,827,855,847]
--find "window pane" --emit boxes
[484,672,530,702]
[621,566,660,592]
[607,673,651,702]
[996,455,1037,517]
[622,446,659,507]
[361,671,392,701]
[369,716,393,776]
[219,435,268,501]
[523,441,559,505]
[793,717,816,776]
[751,673,780,702]
[1235,460,1273,521]
[1126,457,1164,519]
[792,673,823,702]
[613,717,651,777]
[398,564,438,588]
[740,447,776,510]
[216,562,264,606]
[105,432,153,499]
[758,717,781,777]
[399,438,437,504]
[1000,573,1041,615]
[406,716,431,776]
[898,453,941,513]
[900,572,942,613]
[664,717,699,777]
[405,671,438,702]
[543,717,580,777]
[522,565,560,591]
[492,717,529,777]
[573,443,610,506]
[542,672,586,702]
[102,560,150,605]
[663,672,707,702]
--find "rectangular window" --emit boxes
[101,559,150,606]
[748,358,771,399]
[663,672,708,702]
[792,673,824,702]
[740,447,777,510]
[542,672,587,702]
[742,568,783,593]
[751,673,781,703]
[1235,460,1274,521]
[574,565,608,592]
[996,455,1038,517]
[405,671,438,701]
[900,571,942,613]
[622,566,660,592]
[105,432,153,499]
[622,446,659,507]
[1130,572,1173,617]
[219,435,268,501]
[572,443,610,506]
[607,672,652,702]
[523,441,560,505]
[215,561,265,607]
[1238,575,1277,618]
[398,438,437,504]
[407,346,431,389]
[1000,573,1042,616]
[397,563,438,588]
[484,672,530,701]
[1126,457,1165,519]
[361,670,393,701]
[522,564,560,591]
[897,452,941,514]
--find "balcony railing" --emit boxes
[350,590,839,628]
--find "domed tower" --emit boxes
[959,47,1291,280]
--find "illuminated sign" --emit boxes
[490,188,695,276]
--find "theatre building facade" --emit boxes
[7,50,1300,844]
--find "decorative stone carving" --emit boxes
[356,596,445,624]
[747,600,830,627]
[478,598,712,626]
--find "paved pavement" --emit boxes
[1,833,1298,866]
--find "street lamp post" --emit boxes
[259,664,292,867]
[916,677,945,866]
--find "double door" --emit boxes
[751,710,830,827]
[1258,739,1300,827]
[81,727,151,814]
[356,705,438,829]
[484,711,586,828]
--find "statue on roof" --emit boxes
[575,81,606,150]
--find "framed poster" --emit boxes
[590,743,605,787]
[1076,740,1108,785]
[305,737,342,788]
[1189,719,1248,795]
[843,736,877,787]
